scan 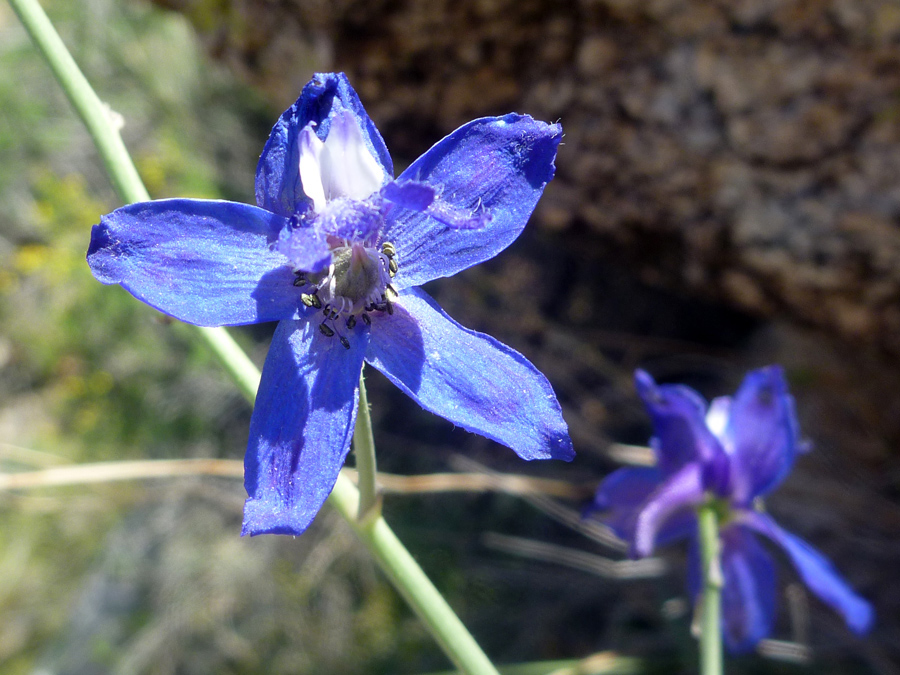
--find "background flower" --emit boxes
[588,367,873,651]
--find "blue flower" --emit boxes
[587,367,873,652]
[87,73,574,536]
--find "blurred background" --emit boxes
[0,0,898,673]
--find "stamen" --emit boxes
[294,239,398,332]
[339,336,351,350]
[301,293,322,309]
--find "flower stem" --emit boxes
[7,0,148,204]
[329,473,501,675]
[697,503,724,675]
[353,367,379,521]
[12,2,501,672]
[8,0,261,403]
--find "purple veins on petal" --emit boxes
[380,114,563,290]
[242,319,369,537]
[86,199,300,327]
[364,287,573,462]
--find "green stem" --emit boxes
[11,1,501,672]
[8,0,259,403]
[697,503,724,675]
[8,0,148,204]
[353,367,379,520]
[329,473,500,675]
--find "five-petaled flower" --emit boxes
[587,367,873,652]
[88,72,574,536]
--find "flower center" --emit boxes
[294,240,398,348]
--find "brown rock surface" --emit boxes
[152,0,900,355]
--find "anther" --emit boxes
[381,242,396,257]
[301,293,322,309]
[388,258,398,276]
[339,336,351,350]
[319,322,335,337]
[346,316,357,329]
[386,284,398,299]
[293,274,307,287]
[362,313,371,326]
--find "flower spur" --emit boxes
[88,72,574,536]
[587,367,873,652]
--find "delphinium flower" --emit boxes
[587,367,873,652]
[87,72,574,536]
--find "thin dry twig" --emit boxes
[449,454,626,551]
[0,458,593,499]
[482,532,666,580]
[0,458,243,490]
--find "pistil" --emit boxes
[294,239,398,347]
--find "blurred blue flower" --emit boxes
[88,72,573,536]
[587,367,873,652]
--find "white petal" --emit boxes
[320,110,386,202]
[706,395,732,450]
[298,124,327,213]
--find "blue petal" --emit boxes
[380,114,562,290]
[87,199,301,327]
[364,287,573,461]
[276,218,332,273]
[723,366,801,504]
[588,467,662,540]
[242,319,369,536]
[383,180,489,230]
[255,72,393,218]
[381,180,436,212]
[588,466,695,546]
[634,370,725,478]
[689,526,777,653]
[744,512,874,634]
[590,467,663,513]
[632,462,704,557]
[316,198,384,244]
